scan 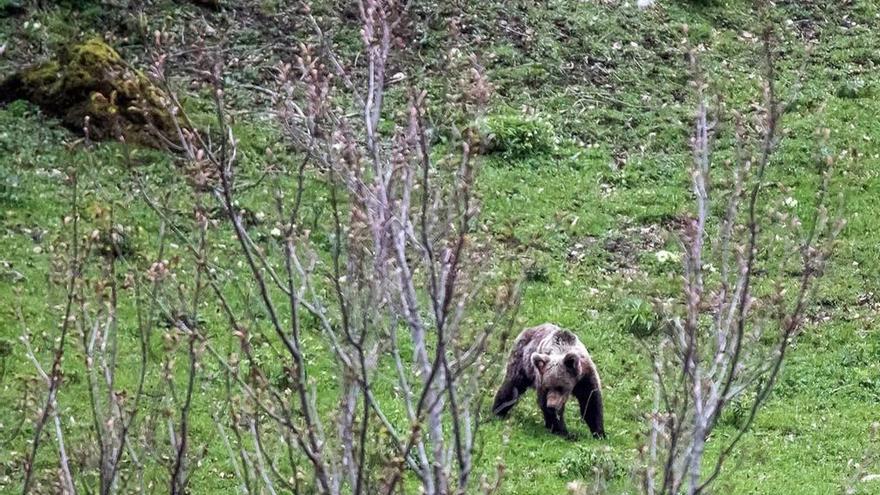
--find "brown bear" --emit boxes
[492,323,605,438]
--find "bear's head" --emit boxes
[531,351,583,410]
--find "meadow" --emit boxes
[1,1,879,493]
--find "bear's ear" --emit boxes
[563,353,581,376]
[531,353,550,374]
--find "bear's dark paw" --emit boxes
[492,403,513,418]
[549,427,571,438]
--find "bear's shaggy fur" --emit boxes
[492,323,605,438]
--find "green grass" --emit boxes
[2,0,880,493]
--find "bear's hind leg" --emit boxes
[492,374,529,417]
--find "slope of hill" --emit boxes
[1,1,879,493]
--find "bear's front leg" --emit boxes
[574,373,605,439]
[541,403,569,437]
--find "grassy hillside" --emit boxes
[1,1,879,493]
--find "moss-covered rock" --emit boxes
[0,38,178,147]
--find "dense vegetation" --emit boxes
[1,1,879,493]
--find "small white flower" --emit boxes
[270,227,282,238]
[784,196,798,208]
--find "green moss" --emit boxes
[61,38,123,90]
[71,38,122,63]
[20,60,62,91]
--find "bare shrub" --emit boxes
[136,1,520,494]
[636,27,843,495]
[20,1,518,490]
[18,122,201,494]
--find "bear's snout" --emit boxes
[544,390,568,410]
